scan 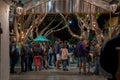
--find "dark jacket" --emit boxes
[100,33,120,75]
[76,42,87,57]
[33,47,43,56]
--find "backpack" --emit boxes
[73,42,82,57]
[33,47,43,56]
[73,47,78,57]
[22,44,30,56]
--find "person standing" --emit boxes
[61,44,69,71]
[10,38,19,73]
[54,39,61,70]
[21,41,29,72]
[42,42,49,69]
[94,41,100,75]
[48,44,54,66]
[76,39,88,74]
[28,41,34,71]
[100,33,120,80]
[33,43,43,71]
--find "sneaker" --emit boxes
[83,72,87,75]
[10,71,17,74]
[79,72,81,75]
[65,69,69,71]
[63,69,66,71]
[45,67,48,70]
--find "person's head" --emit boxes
[81,39,88,47]
[34,42,40,47]
[50,44,53,47]
[82,39,88,45]
[31,41,34,44]
[11,37,17,45]
[57,39,61,43]
[93,40,98,45]
[39,42,42,46]
[11,37,17,43]
[62,44,66,48]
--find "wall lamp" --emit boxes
[16,0,24,15]
[109,0,119,13]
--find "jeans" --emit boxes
[21,56,29,72]
[62,59,67,69]
[88,61,92,71]
[94,57,100,75]
[48,53,53,66]
[28,55,33,71]
[10,57,18,73]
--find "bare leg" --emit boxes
[83,62,86,74]
[79,62,82,74]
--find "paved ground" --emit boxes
[10,54,110,80]
[10,64,107,80]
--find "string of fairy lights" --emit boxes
[10,0,120,43]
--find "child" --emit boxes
[61,44,69,71]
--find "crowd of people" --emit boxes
[9,37,101,75]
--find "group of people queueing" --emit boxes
[9,38,70,73]
[10,37,101,75]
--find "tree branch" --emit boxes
[39,15,57,35]
[24,12,47,41]
[44,19,64,36]
[56,9,81,39]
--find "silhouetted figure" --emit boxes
[10,38,19,73]
[100,33,120,80]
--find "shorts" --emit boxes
[56,54,61,60]
[78,56,86,64]
[43,55,48,60]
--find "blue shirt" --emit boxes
[54,41,61,54]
